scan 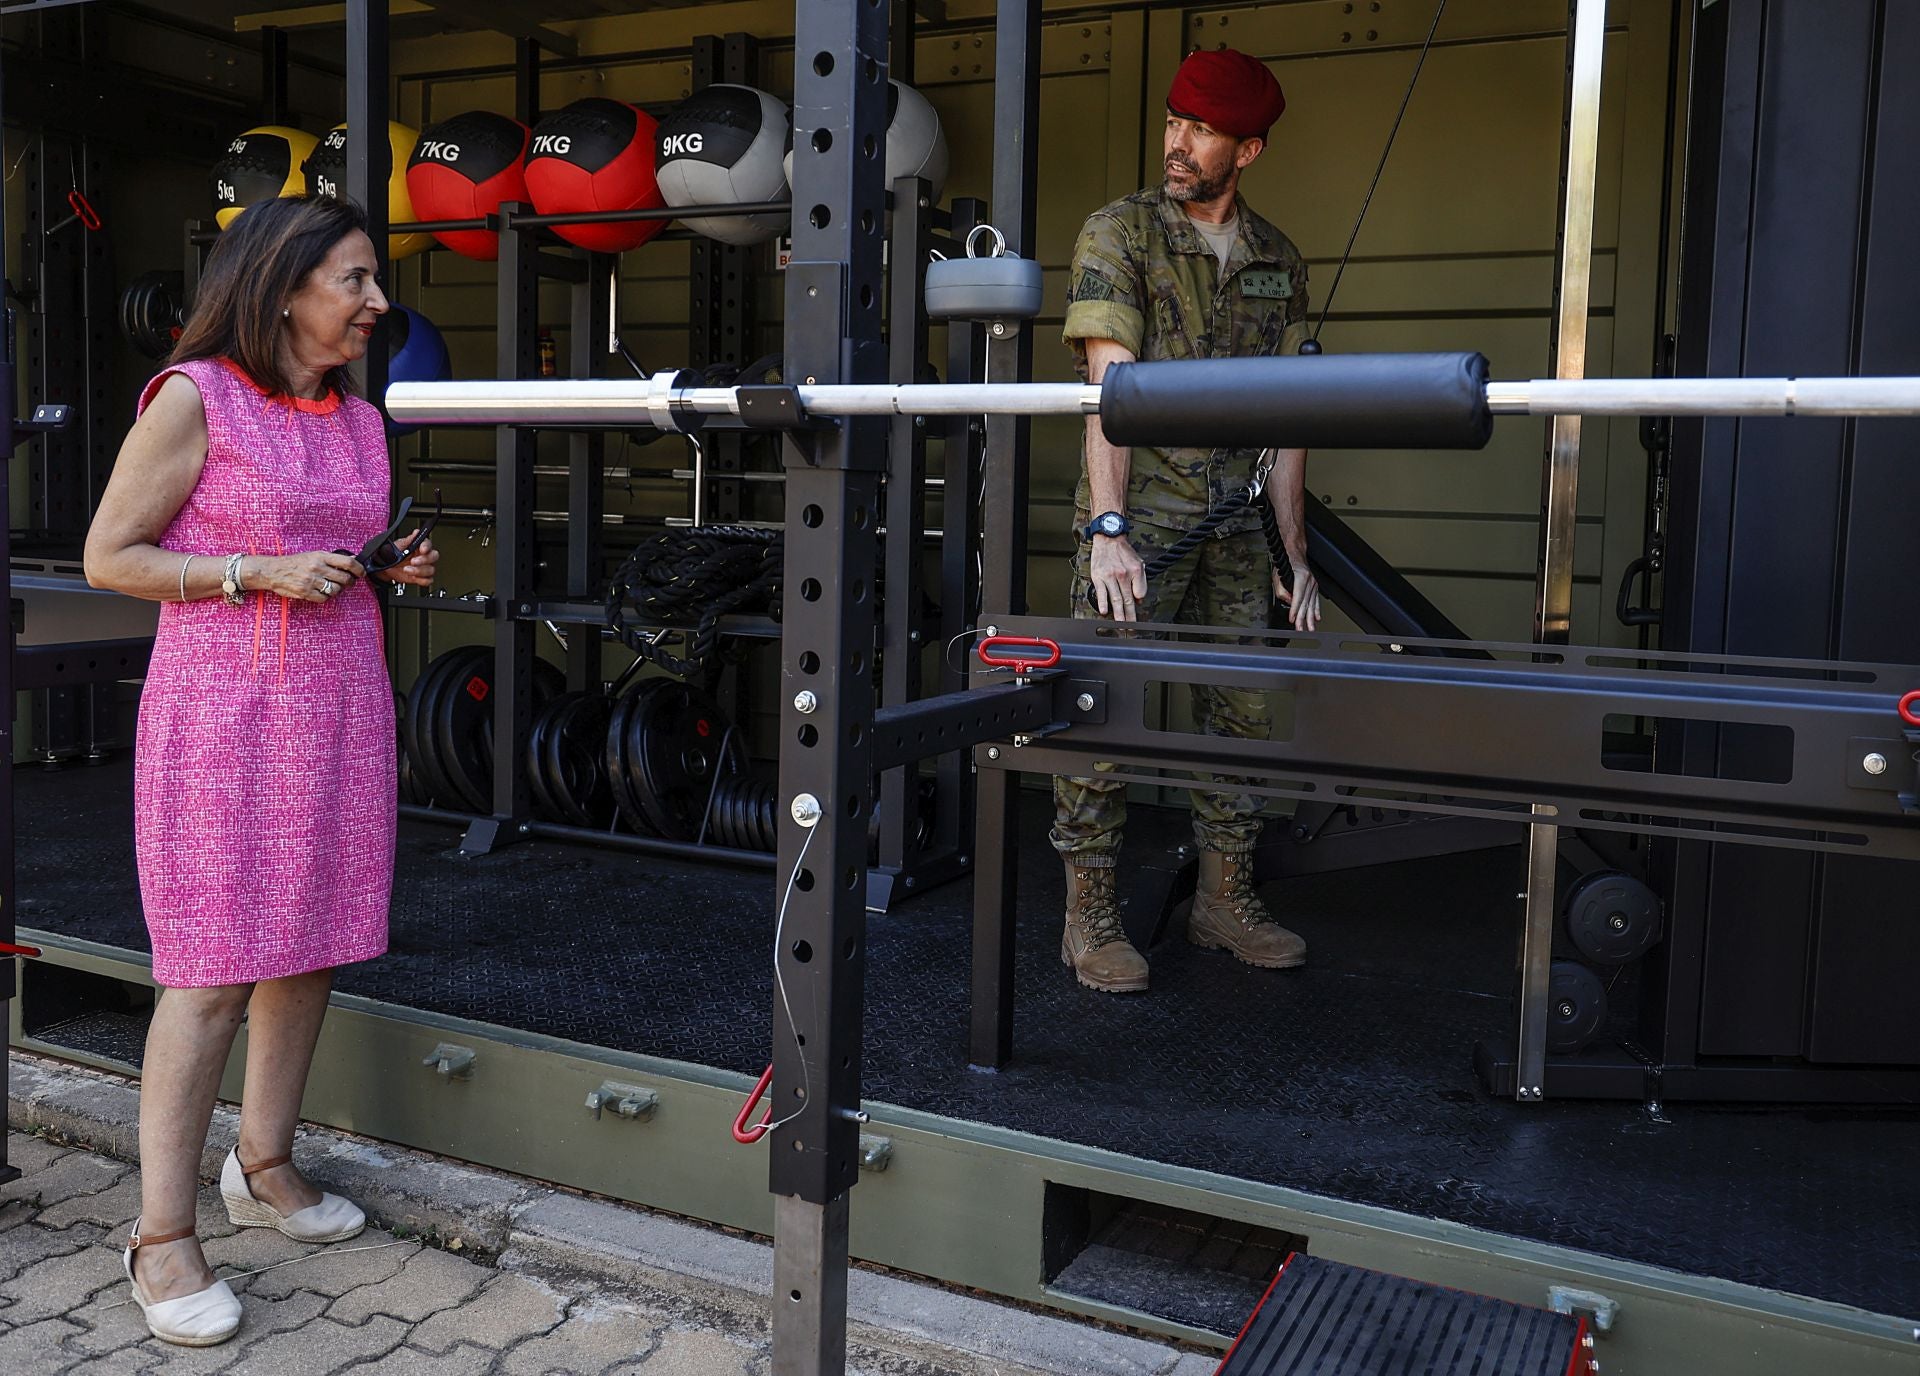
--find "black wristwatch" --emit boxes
[1080,511,1132,542]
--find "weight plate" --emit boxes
[713,777,740,848]
[433,646,504,813]
[551,692,614,828]
[436,653,564,814]
[629,682,746,842]
[605,680,664,836]
[119,270,186,361]
[524,692,574,823]
[1547,959,1609,1055]
[406,647,482,810]
[1564,870,1663,965]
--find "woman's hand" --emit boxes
[374,531,438,587]
[249,551,365,604]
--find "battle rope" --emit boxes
[606,525,782,680]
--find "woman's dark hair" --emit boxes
[169,194,371,399]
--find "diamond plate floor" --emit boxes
[13,759,1919,1320]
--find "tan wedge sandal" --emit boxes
[123,1220,242,1347]
[220,1149,365,1243]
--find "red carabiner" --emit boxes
[976,635,1061,671]
[0,941,41,959]
[1899,689,1920,729]
[67,189,101,232]
[732,1064,774,1144]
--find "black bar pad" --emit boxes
[1099,352,1494,451]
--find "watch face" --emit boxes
[1099,514,1124,535]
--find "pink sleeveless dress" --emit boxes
[134,358,394,987]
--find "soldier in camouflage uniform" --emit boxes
[1053,49,1321,994]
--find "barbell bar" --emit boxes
[385,352,1920,451]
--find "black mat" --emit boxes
[14,759,1920,1320]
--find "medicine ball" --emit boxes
[523,98,666,253]
[385,304,451,437]
[654,84,790,246]
[211,125,317,230]
[783,80,949,204]
[304,121,434,260]
[405,111,530,262]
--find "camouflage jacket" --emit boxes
[1062,185,1310,533]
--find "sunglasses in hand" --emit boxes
[339,489,441,576]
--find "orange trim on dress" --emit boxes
[216,357,343,415]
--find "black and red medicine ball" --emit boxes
[405,110,531,261]
[522,98,666,253]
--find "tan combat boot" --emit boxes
[1061,859,1150,993]
[1187,850,1307,968]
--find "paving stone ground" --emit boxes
[1,1122,1214,1376]
[0,1129,781,1374]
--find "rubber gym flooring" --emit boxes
[13,758,1919,1321]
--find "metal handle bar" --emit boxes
[387,365,1920,431]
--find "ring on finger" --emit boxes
[317,578,339,597]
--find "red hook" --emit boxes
[67,189,102,232]
[976,635,1061,671]
[1899,689,1920,729]
[732,1064,774,1144]
[0,941,41,959]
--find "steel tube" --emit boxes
[1490,376,1920,416]
[390,372,1920,430]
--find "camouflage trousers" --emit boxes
[1051,521,1274,865]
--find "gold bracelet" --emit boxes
[178,554,194,602]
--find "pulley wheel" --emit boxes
[1546,960,1608,1055]
[627,682,745,841]
[1564,870,1663,966]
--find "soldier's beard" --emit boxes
[1163,156,1230,204]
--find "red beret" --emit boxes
[1167,49,1286,139]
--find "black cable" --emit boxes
[1310,0,1450,343]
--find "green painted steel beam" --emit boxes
[11,931,1916,1375]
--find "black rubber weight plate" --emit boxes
[550,693,614,828]
[438,654,565,814]
[629,682,745,842]
[429,646,496,813]
[525,692,575,823]
[407,647,483,810]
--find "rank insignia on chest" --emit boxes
[1238,269,1294,300]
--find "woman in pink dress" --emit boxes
[83,195,438,1346]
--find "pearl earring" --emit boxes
[282,308,290,319]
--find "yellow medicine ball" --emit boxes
[304,121,434,260]
[211,125,318,230]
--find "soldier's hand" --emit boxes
[1275,562,1321,632]
[1090,534,1148,622]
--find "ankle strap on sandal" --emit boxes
[238,1151,293,1177]
[129,1224,197,1250]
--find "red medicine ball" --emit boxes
[523,98,666,252]
[405,110,530,261]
